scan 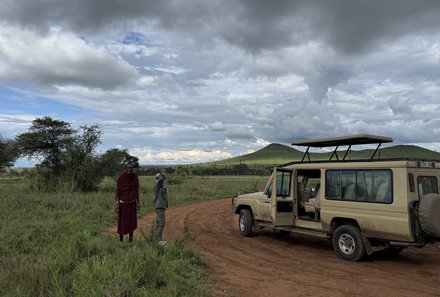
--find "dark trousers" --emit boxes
[155,208,166,241]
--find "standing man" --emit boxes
[153,172,168,245]
[115,163,140,242]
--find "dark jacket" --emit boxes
[153,175,168,209]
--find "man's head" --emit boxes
[126,163,134,172]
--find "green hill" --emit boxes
[213,143,303,166]
[208,143,440,168]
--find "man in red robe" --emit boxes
[115,163,139,242]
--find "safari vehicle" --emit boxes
[232,134,440,261]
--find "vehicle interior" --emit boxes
[297,169,321,220]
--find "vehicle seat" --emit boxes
[312,183,321,198]
[298,182,311,208]
[304,188,320,219]
[343,183,356,199]
[356,184,367,200]
[343,183,367,200]
[375,180,391,202]
[304,189,320,212]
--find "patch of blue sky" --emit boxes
[14,158,35,168]
[0,87,97,168]
[122,32,144,45]
[0,86,92,120]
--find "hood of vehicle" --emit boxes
[237,192,264,199]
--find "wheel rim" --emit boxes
[239,214,245,231]
[338,233,355,255]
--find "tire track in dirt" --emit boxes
[108,198,440,297]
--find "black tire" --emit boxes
[239,209,253,237]
[332,225,366,262]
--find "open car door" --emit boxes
[271,167,294,226]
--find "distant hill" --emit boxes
[207,143,440,168]
[213,143,303,166]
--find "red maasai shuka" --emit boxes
[116,172,139,235]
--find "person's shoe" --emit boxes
[159,240,167,246]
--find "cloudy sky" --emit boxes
[1,0,440,166]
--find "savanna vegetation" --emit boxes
[0,174,268,297]
[1,115,270,296]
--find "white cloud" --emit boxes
[131,147,233,164]
[146,66,187,75]
[0,113,36,137]
[0,24,138,89]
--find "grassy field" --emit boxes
[0,174,268,297]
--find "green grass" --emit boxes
[0,174,268,297]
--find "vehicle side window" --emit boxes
[325,169,392,203]
[417,176,438,198]
[276,171,292,197]
[265,180,273,198]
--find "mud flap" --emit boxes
[361,232,374,256]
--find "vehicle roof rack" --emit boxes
[291,134,393,162]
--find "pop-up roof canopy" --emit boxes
[291,134,393,162]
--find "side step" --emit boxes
[256,222,330,239]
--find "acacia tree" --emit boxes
[0,135,17,171]
[99,148,140,177]
[15,116,76,175]
[15,116,141,191]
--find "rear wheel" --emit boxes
[239,209,253,237]
[332,225,366,261]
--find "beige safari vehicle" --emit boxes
[232,134,440,261]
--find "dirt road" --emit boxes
[109,198,440,296]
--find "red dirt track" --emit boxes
[108,198,440,297]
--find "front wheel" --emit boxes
[332,225,366,261]
[239,209,253,237]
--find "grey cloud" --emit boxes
[4,0,440,54]
[388,97,412,115]
[35,60,137,90]
[304,65,352,101]
[320,0,440,54]
[209,121,225,132]
[5,0,440,102]
[221,125,255,140]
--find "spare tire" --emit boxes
[419,193,440,238]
